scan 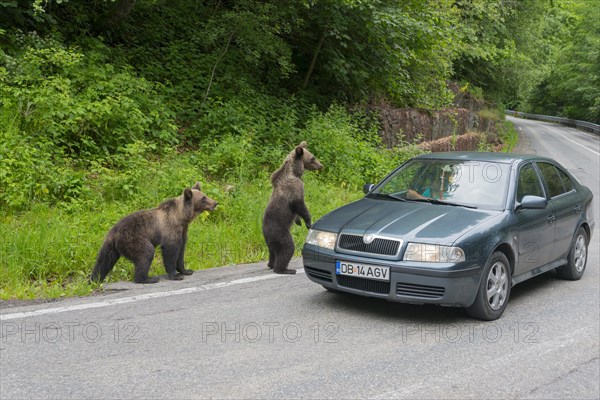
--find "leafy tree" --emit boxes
[452,0,566,108]
[289,0,458,107]
[527,0,600,123]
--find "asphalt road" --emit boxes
[1,117,599,399]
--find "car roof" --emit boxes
[414,151,555,165]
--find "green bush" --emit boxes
[194,102,424,188]
[0,106,88,210]
[302,104,422,189]
[1,31,178,163]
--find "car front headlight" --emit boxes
[403,242,465,263]
[306,229,338,250]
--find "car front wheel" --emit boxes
[466,251,512,321]
[556,227,588,280]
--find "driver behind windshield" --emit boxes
[407,164,454,200]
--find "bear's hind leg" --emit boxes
[129,242,159,284]
[266,242,276,269]
[273,234,296,275]
[117,238,158,283]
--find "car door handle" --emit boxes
[574,204,582,213]
[547,215,556,224]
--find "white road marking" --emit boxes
[0,269,305,321]
[545,125,600,156]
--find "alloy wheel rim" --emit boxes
[574,234,587,272]
[486,261,508,311]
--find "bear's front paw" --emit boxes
[178,269,194,276]
[274,268,297,275]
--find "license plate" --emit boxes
[336,260,390,282]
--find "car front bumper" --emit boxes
[302,244,483,307]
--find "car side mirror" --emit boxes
[363,183,375,194]
[517,195,548,211]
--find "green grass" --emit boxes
[499,120,519,152]
[477,108,504,123]
[0,170,363,300]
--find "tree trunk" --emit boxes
[203,31,236,104]
[302,30,326,90]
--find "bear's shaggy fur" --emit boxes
[262,141,322,274]
[91,182,218,283]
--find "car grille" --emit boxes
[304,266,332,283]
[336,275,390,294]
[337,234,401,256]
[396,282,445,299]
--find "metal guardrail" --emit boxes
[506,110,600,135]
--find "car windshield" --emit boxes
[371,159,511,210]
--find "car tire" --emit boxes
[466,251,512,321]
[555,227,588,281]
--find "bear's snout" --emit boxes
[309,160,323,171]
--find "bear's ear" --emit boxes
[183,188,193,202]
[299,141,308,148]
[192,182,201,191]
[295,145,304,158]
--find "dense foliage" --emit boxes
[451,0,563,109]
[0,0,592,298]
[526,1,600,123]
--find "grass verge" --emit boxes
[0,171,363,300]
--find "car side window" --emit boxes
[516,163,545,203]
[556,168,574,193]
[537,162,568,198]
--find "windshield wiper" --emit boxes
[409,198,478,209]
[369,193,477,209]
[368,193,408,202]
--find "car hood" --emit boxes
[313,198,501,244]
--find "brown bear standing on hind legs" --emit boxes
[262,141,323,274]
[91,182,218,284]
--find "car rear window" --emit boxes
[537,162,573,198]
[557,168,574,193]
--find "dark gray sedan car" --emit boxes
[302,152,594,320]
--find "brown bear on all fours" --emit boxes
[91,182,218,284]
[262,141,323,274]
